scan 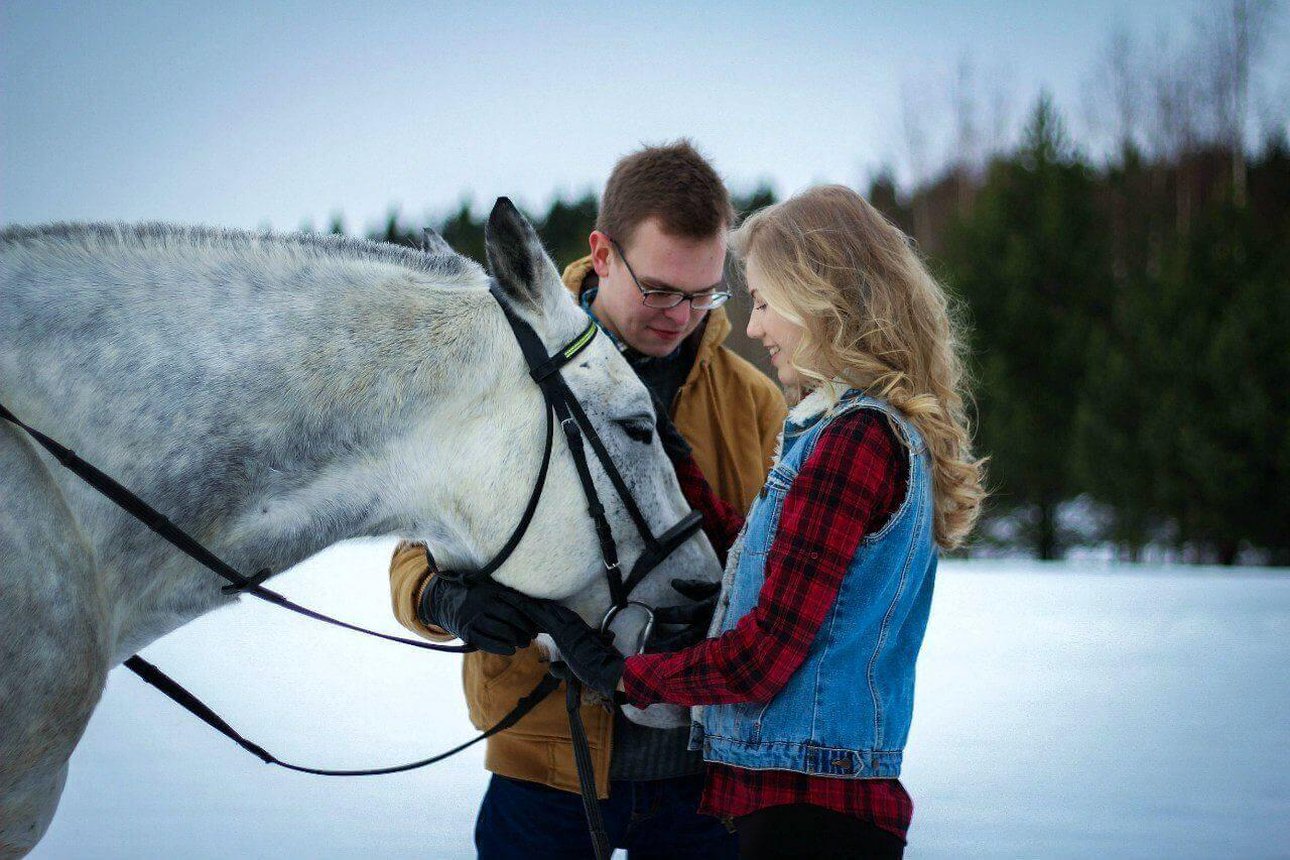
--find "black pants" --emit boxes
[735,804,905,860]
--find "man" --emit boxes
[389,141,786,858]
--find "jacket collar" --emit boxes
[786,382,864,427]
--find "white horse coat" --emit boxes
[0,200,721,857]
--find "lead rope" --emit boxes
[123,653,560,775]
[566,679,612,860]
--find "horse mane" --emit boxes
[0,221,482,286]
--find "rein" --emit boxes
[0,400,472,654]
[2,285,704,860]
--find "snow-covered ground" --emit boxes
[29,543,1290,859]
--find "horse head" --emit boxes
[413,199,723,727]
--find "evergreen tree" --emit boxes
[733,183,777,220]
[438,199,487,265]
[1155,197,1290,562]
[537,194,598,269]
[1074,136,1290,564]
[942,94,1111,559]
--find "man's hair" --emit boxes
[597,139,735,247]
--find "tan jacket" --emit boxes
[389,255,786,796]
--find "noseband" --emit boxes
[426,284,703,635]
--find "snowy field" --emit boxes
[29,542,1290,859]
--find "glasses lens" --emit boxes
[641,291,732,310]
[642,291,685,309]
[691,293,731,310]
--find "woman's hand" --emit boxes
[525,601,625,699]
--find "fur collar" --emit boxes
[786,382,852,425]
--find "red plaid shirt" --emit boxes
[623,409,914,840]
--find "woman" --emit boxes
[542,184,986,859]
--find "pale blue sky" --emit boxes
[3,1,1285,233]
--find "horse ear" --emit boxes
[420,227,453,255]
[485,197,562,314]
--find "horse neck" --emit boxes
[86,277,523,656]
[101,314,532,664]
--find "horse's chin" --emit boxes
[619,702,691,729]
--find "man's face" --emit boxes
[589,217,727,358]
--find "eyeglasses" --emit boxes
[608,236,731,310]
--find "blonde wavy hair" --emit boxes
[731,185,986,550]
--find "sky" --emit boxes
[3,1,1287,234]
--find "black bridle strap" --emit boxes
[623,509,704,596]
[554,381,659,546]
[455,398,557,583]
[529,321,599,383]
[0,400,471,654]
[485,287,628,602]
[565,679,612,860]
[486,288,702,605]
[124,654,560,776]
[551,394,626,606]
[550,377,704,600]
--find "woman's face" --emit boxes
[744,256,807,388]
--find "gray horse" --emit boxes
[0,199,720,857]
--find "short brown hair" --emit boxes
[597,140,735,247]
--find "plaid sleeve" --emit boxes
[624,410,907,706]
[673,452,746,562]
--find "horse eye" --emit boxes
[616,417,655,445]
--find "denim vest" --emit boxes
[689,389,937,779]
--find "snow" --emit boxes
[28,544,1290,859]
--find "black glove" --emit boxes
[418,573,540,655]
[650,390,692,463]
[647,578,720,652]
[525,601,625,699]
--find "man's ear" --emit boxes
[589,230,614,279]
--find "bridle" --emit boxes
[454,285,706,857]
[427,284,702,645]
[0,283,707,860]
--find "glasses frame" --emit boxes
[607,236,731,311]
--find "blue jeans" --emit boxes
[475,773,739,859]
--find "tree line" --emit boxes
[315,3,1286,565]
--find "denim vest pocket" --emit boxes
[702,699,767,745]
[743,463,795,557]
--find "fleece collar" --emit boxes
[786,381,855,426]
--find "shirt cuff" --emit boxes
[621,653,667,708]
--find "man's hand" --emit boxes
[647,578,720,652]
[419,573,541,655]
[525,601,625,699]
